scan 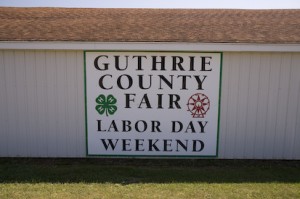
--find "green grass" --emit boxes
[0,159,299,199]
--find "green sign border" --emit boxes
[84,50,223,158]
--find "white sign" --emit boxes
[85,51,222,157]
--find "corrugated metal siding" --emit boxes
[219,52,300,159]
[0,50,299,159]
[0,50,85,157]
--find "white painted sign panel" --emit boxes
[85,51,222,157]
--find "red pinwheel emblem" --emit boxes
[187,93,210,118]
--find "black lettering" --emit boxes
[99,75,113,90]
[172,56,185,71]
[117,74,133,90]
[189,56,195,71]
[101,139,119,150]
[135,139,145,151]
[122,120,132,132]
[94,55,109,70]
[185,121,195,133]
[133,56,147,71]
[152,56,166,70]
[149,139,160,151]
[177,75,191,90]
[192,140,204,152]
[114,56,129,71]
[138,94,152,108]
[138,75,152,89]
[159,75,173,89]
[194,75,207,90]
[135,120,147,132]
[163,139,172,152]
[172,121,183,132]
[97,120,106,132]
[157,94,163,109]
[122,139,132,151]
[151,121,161,132]
[198,121,208,133]
[125,93,135,108]
[176,140,188,151]
[107,120,118,132]
[200,56,212,71]
[169,94,181,109]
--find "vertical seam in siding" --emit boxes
[65,52,68,156]
[54,51,59,156]
[45,50,50,157]
[24,51,32,157]
[74,51,79,157]
[76,51,82,157]
[243,53,252,158]
[3,52,11,156]
[1,51,8,155]
[286,53,300,159]
[22,51,30,156]
[280,53,291,159]
[64,51,69,157]
[13,50,20,156]
[254,53,262,158]
[262,53,271,159]
[34,50,40,157]
[65,52,71,157]
[273,53,283,159]
[219,53,226,158]
[44,50,50,157]
[292,69,300,158]
[233,53,241,158]
[284,53,294,159]
[224,54,232,157]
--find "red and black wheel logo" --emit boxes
[187,93,210,118]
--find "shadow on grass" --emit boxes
[0,158,299,184]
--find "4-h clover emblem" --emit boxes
[95,94,117,116]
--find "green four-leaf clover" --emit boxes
[95,94,117,116]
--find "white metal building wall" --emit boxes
[0,50,85,157]
[220,52,300,159]
[0,50,299,159]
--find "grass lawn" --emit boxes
[0,159,299,199]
